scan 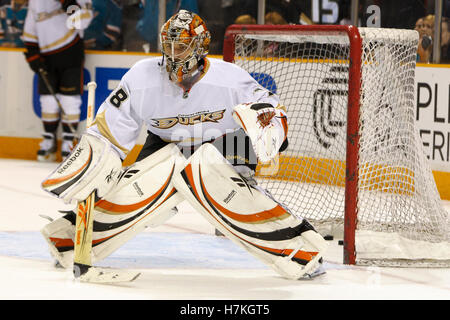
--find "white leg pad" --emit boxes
[41,143,185,268]
[41,215,75,268]
[172,143,328,280]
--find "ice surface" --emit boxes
[0,159,449,300]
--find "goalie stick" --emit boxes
[72,81,141,283]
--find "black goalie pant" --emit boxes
[136,129,260,172]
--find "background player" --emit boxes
[23,0,93,161]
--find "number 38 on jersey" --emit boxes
[109,87,128,108]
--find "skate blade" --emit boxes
[74,264,141,283]
[300,264,326,280]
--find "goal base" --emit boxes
[355,230,450,267]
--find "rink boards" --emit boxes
[0,48,450,198]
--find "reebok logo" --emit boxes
[105,169,117,184]
[57,147,84,174]
[230,175,254,195]
[132,182,144,197]
[223,190,236,204]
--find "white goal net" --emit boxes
[224,25,450,266]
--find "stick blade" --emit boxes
[74,264,141,283]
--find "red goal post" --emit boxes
[222,24,450,266]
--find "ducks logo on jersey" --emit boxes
[151,109,225,129]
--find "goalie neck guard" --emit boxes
[160,10,211,83]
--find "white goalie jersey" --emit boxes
[87,57,286,160]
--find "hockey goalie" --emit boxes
[40,10,328,280]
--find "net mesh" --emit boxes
[230,27,450,266]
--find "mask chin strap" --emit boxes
[164,41,202,84]
[170,70,178,82]
[162,55,179,82]
[182,56,197,74]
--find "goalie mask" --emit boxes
[160,10,211,83]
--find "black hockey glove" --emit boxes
[27,54,46,74]
[24,43,47,74]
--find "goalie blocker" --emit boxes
[172,143,328,279]
[41,132,123,203]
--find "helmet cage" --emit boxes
[159,10,210,82]
[161,36,196,61]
